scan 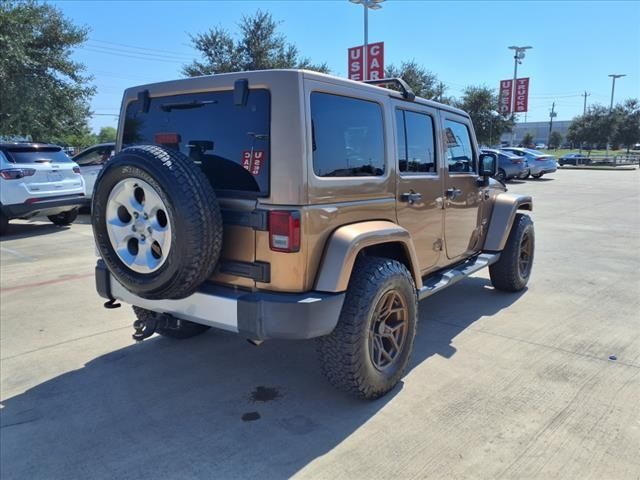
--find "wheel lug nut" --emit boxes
[133,212,139,218]
[132,225,137,232]
[147,227,152,234]
[140,235,146,241]
[143,213,148,220]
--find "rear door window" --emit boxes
[123,89,270,196]
[396,109,437,173]
[74,146,114,166]
[3,147,72,164]
[311,92,385,177]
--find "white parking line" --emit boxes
[0,247,36,262]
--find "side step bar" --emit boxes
[417,253,500,300]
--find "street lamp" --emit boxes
[608,74,626,112]
[350,0,384,81]
[508,45,532,145]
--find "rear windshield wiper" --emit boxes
[160,100,217,112]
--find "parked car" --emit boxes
[480,148,526,181]
[501,147,557,178]
[72,142,115,204]
[558,152,591,166]
[535,143,547,149]
[0,143,85,234]
[93,70,535,399]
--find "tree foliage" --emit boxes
[97,126,117,144]
[385,61,447,101]
[183,10,329,76]
[454,86,514,145]
[549,131,563,149]
[0,1,95,141]
[567,105,616,149]
[522,132,535,148]
[612,99,640,152]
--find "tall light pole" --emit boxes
[508,45,532,145]
[606,74,625,162]
[350,0,384,81]
[608,74,626,112]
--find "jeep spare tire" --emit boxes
[92,145,223,300]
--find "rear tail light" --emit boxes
[269,211,300,252]
[535,157,547,161]
[73,166,81,174]
[0,168,36,180]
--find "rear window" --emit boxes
[3,148,72,164]
[123,89,270,196]
[311,92,385,177]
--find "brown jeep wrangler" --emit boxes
[92,70,534,399]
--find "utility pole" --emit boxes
[508,45,532,146]
[547,101,556,148]
[350,0,384,81]
[582,91,591,115]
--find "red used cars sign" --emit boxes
[498,79,513,114]
[348,42,384,81]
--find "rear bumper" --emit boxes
[95,261,345,341]
[1,194,85,219]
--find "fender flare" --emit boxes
[484,193,533,251]
[314,221,422,292]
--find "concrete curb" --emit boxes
[558,165,638,171]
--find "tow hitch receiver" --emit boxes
[132,312,181,342]
[132,315,157,342]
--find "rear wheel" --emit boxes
[490,213,534,292]
[531,173,544,179]
[48,208,78,226]
[495,169,507,182]
[317,257,418,400]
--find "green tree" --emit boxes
[0,1,95,141]
[97,126,117,144]
[522,132,535,148]
[567,105,616,150]
[549,131,563,149]
[183,10,329,76]
[385,61,447,101]
[612,99,640,153]
[454,86,514,145]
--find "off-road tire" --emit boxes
[317,257,418,400]
[0,212,9,235]
[48,208,78,226]
[133,306,210,339]
[92,145,223,300]
[490,213,534,292]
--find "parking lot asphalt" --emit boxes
[1,170,639,480]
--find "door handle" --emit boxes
[446,188,462,199]
[400,192,423,204]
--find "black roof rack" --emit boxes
[364,77,416,101]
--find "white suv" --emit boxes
[0,143,86,234]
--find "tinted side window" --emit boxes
[311,92,384,177]
[445,120,476,173]
[396,109,436,173]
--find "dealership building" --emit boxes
[499,120,571,145]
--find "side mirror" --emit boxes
[479,152,498,178]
